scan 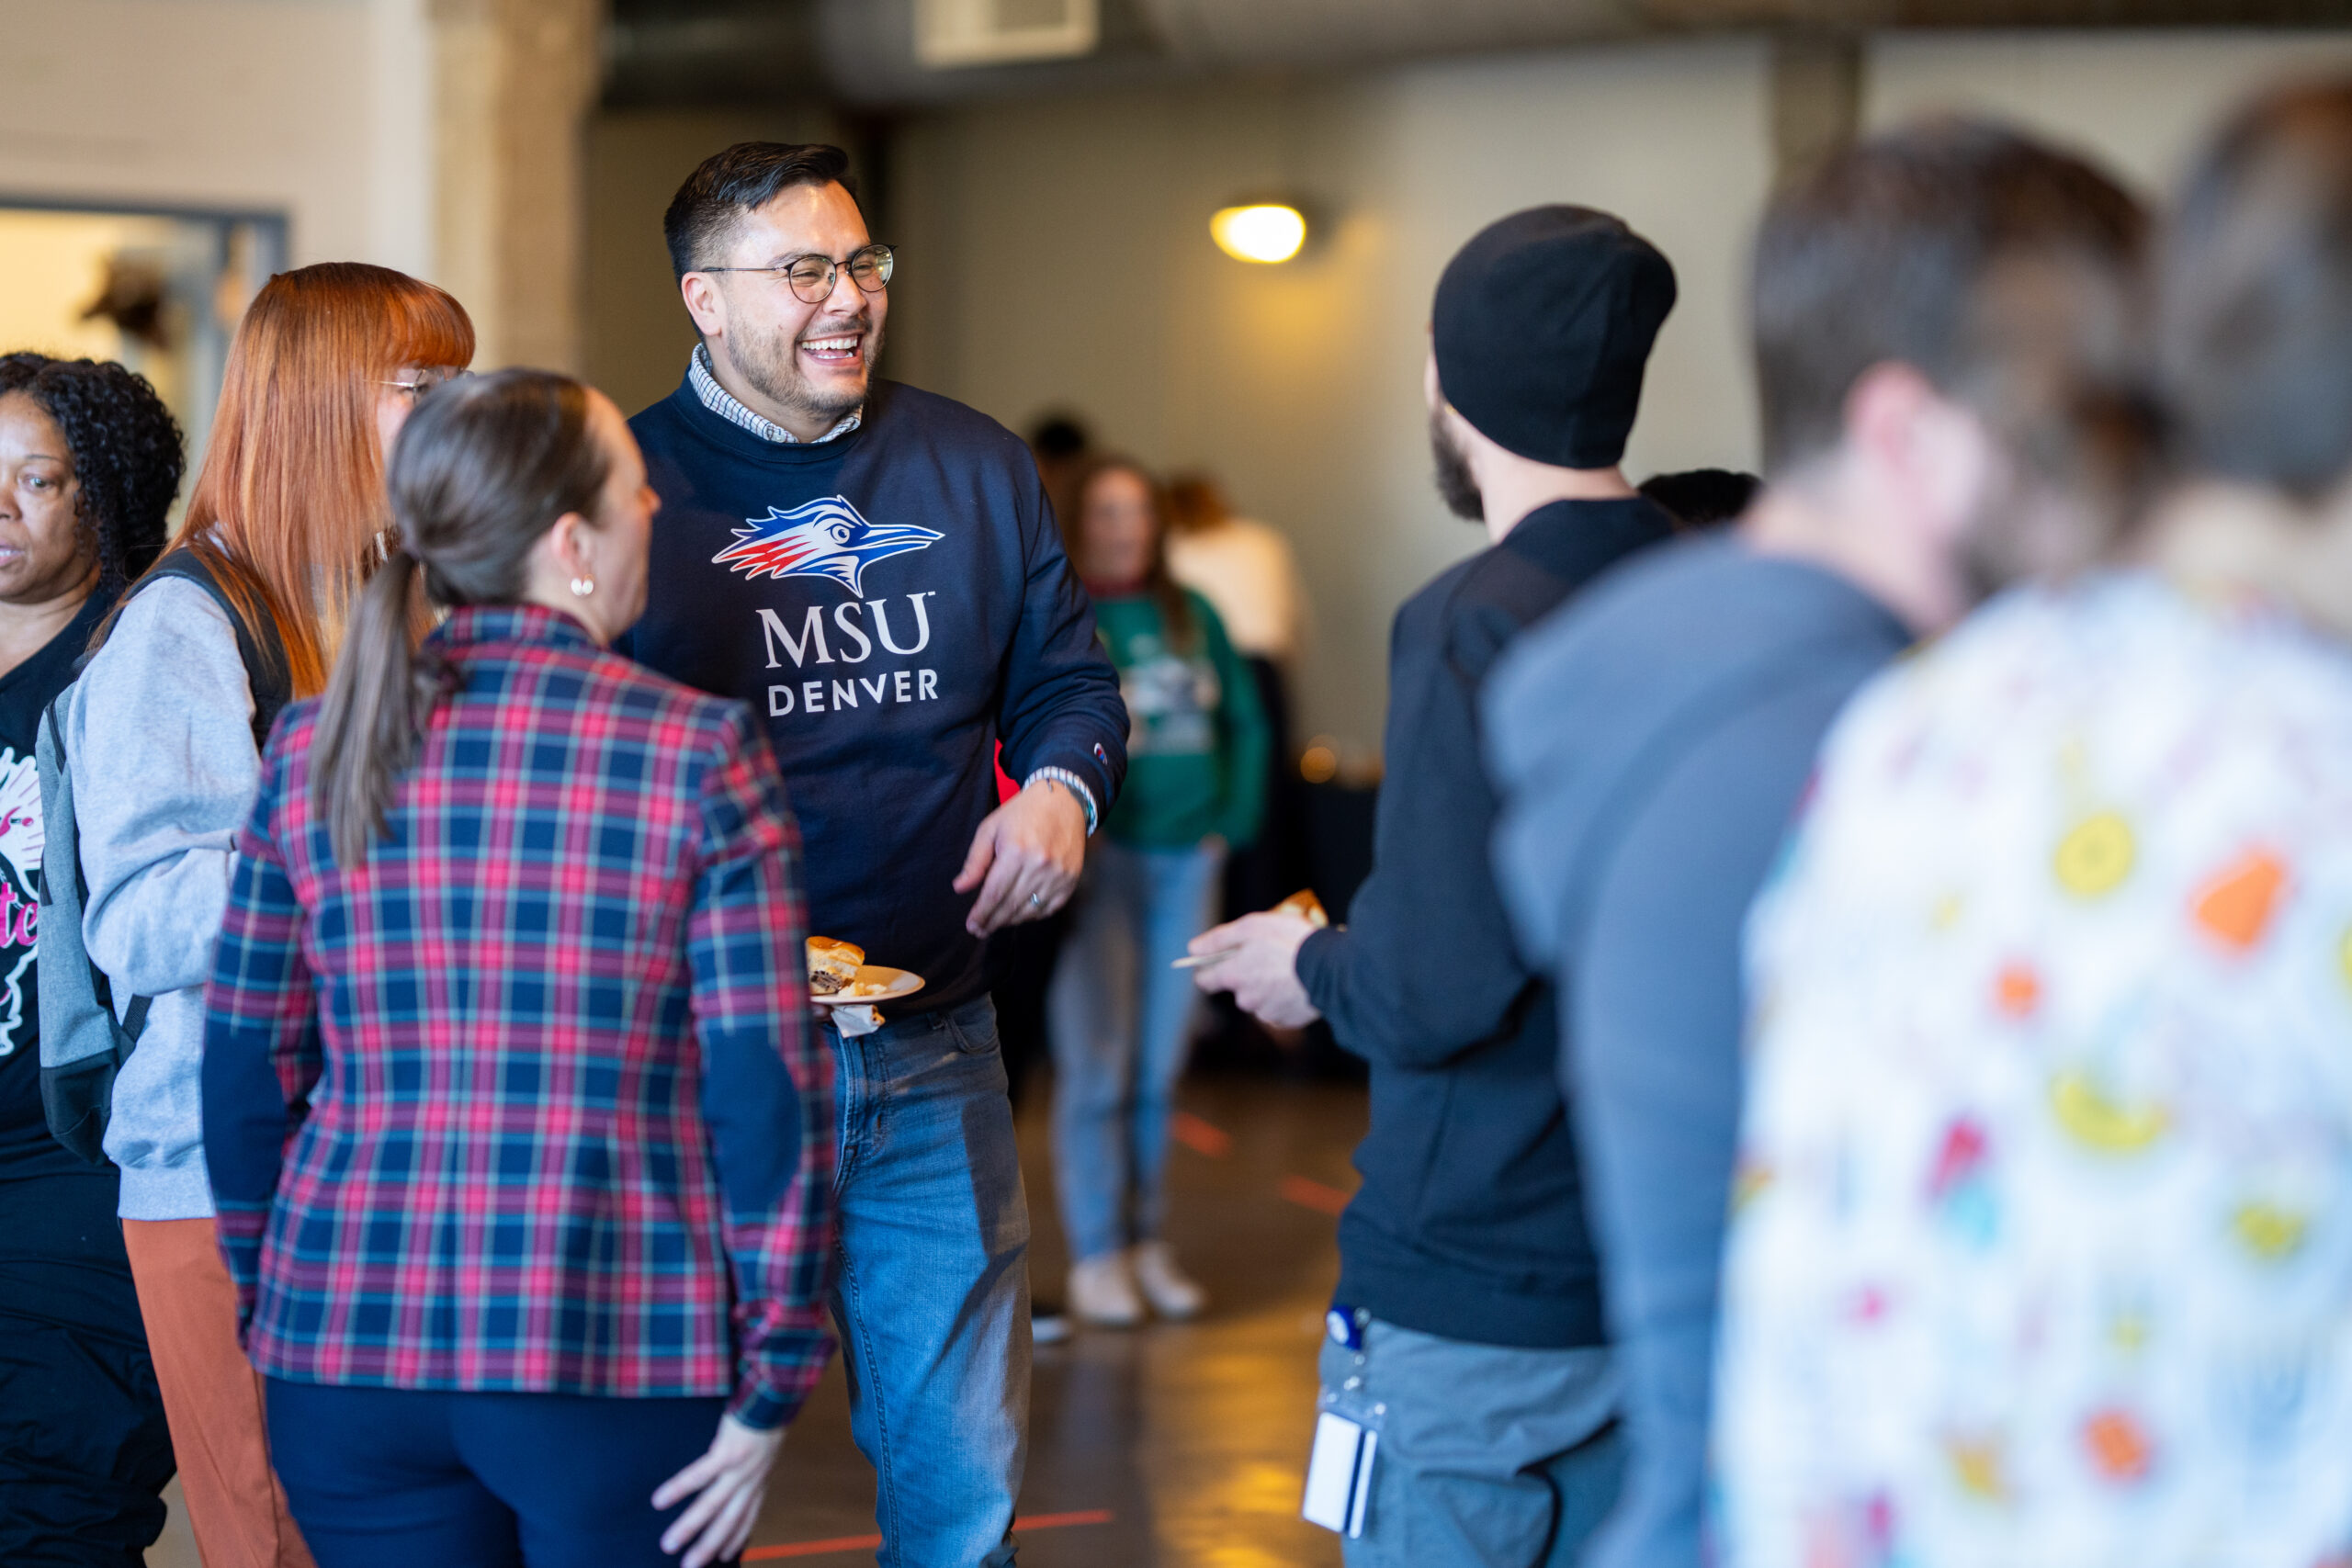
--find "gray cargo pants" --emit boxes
[1317,1315,1623,1568]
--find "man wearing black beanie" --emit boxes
[1193,205,1679,1566]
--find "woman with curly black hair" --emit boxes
[0,352,176,598]
[0,352,184,1568]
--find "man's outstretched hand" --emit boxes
[956,781,1087,937]
[1189,911,1322,1029]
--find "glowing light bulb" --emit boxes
[1211,203,1307,264]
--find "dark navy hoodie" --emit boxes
[1296,496,1674,1348]
[624,376,1127,1014]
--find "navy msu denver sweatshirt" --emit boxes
[624,377,1128,1014]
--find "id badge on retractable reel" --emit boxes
[1303,1305,1377,1538]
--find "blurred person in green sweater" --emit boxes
[1049,456,1268,1326]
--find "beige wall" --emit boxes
[432,0,604,372]
[0,0,434,271]
[0,0,607,374]
[886,39,1777,759]
[868,29,2352,757]
[1864,31,2352,198]
[52,9,2317,756]
[10,9,2352,750]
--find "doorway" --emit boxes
[0,201,287,508]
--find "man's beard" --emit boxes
[1430,412,1483,522]
[726,314,883,426]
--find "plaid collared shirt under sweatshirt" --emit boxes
[202,604,835,1430]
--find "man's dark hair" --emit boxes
[1028,413,1091,463]
[1752,120,2150,480]
[1639,468,1760,529]
[664,142,858,280]
[2162,79,2352,499]
[0,353,182,592]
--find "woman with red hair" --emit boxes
[59,262,471,1568]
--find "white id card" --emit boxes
[1301,1411,1376,1538]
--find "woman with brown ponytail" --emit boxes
[201,369,835,1568]
[59,261,470,1568]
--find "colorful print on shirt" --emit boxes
[1714,572,2352,1568]
[1114,635,1221,760]
[0,750,38,1055]
[1094,595,1227,761]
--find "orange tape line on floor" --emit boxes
[1170,1110,1234,1156]
[1278,1173,1352,1215]
[744,1533,883,1561]
[743,1510,1114,1561]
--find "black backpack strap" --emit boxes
[40,684,150,1049]
[136,549,294,749]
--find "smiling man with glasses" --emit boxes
[617,141,1127,1568]
[684,232,893,446]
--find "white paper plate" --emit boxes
[813,965,925,1006]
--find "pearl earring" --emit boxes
[570,577,595,597]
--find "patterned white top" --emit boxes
[1714,571,2352,1568]
[688,344,862,446]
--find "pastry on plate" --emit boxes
[807,936,865,997]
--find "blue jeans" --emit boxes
[262,1380,725,1568]
[1045,840,1226,1262]
[1317,1319,1623,1567]
[830,998,1028,1568]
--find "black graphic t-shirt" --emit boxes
[623,378,1128,1013]
[0,591,111,1178]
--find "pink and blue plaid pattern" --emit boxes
[204,604,835,1429]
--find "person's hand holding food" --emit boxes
[1186,890,1328,1030]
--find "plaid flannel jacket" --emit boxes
[203,604,835,1429]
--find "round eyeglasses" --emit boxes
[700,243,896,304]
[377,367,471,400]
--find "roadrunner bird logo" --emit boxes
[713,496,943,596]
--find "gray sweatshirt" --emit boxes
[64,577,262,1220]
[1482,536,1910,1568]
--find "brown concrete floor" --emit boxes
[742,1072,1363,1566]
[146,1071,1367,1567]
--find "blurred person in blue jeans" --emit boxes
[1050,457,1266,1326]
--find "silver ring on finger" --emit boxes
[1029,892,1045,909]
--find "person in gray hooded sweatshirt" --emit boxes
[1479,123,2154,1568]
[63,262,471,1568]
